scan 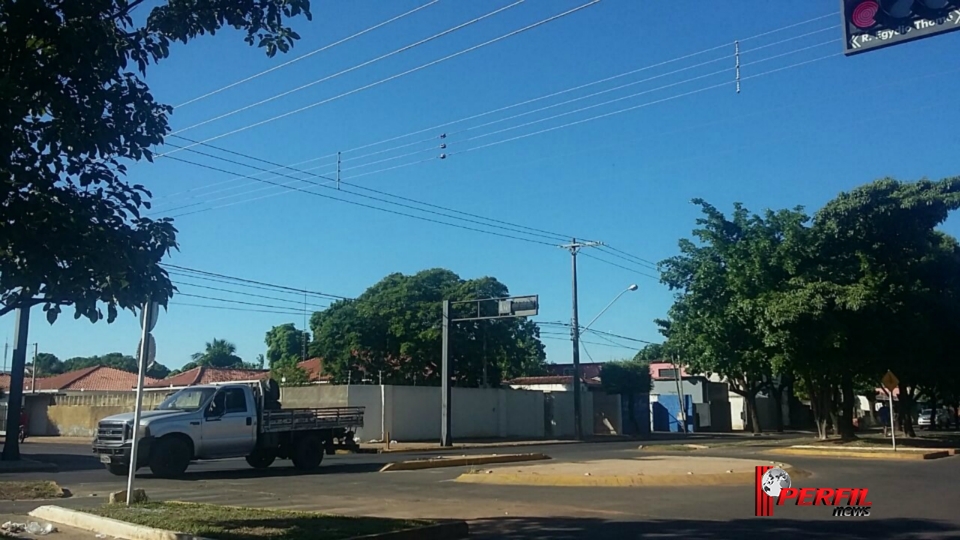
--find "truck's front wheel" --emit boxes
[245,449,276,469]
[291,435,323,471]
[149,437,191,478]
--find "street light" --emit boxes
[582,284,639,334]
[571,284,638,439]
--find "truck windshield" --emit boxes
[157,388,217,412]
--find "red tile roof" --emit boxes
[6,366,160,392]
[297,358,332,382]
[0,373,11,391]
[147,366,270,388]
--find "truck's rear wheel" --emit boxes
[149,437,191,478]
[245,449,276,469]
[291,435,323,471]
[106,463,128,476]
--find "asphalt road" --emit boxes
[4,437,959,539]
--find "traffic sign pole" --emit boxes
[127,299,157,505]
[888,389,897,452]
[881,370,899,452]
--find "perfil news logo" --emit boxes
[755,466,873,517]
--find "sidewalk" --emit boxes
[0,515,96,540]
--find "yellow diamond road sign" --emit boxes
[881,370,899,392]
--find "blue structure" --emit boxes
[652,394,695,433]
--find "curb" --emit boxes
[349,521,468,540]
[455,465,809,488]
[0,459,58,473]
[787,444,959,456]
[766,448,952,460]
[28,506,211,540]
[380,453,550,472]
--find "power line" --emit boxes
[159,43,839,217]
[600,245,660,268]
[158,0,601,156]
[161,22,838,203]
[171,0,523,133]
[161,154,559,246]
[167,136,583,243]
[169,301,309,316]
[448,51,841,158]
[173,1,441,109]
[163,263,351,300]
[174,280,329,309]
[594,246,660,272]
[579,251,660,280]
[176,292,323,312]
[539,321,653,345]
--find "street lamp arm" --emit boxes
[581,285,638,334]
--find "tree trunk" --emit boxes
[897,382,917,438]
[829,384,842,436]
[807,376,829,440]
[745,391,762,435]
[838,374,857,441]
[769,384,784,433]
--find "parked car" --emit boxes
[92,379,363,478]
[917,408,950,429]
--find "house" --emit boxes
[646,361,731,433]
[146,366,269,390]
[546,362,604,381]
[297,358,333,384]
[3,366,160,393]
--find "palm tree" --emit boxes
[191,338,244,368]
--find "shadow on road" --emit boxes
[469,517,960,539]
[21,451,103,472]
[143,461,384,481]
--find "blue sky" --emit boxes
[4,0,960,372]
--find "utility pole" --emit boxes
[3,339,8,374]
[31,343,38,393]
[2,306,31,461]
[560,238,603,440]
[441,300,451,447]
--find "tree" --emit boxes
[61,352,170,378]
[1,0,313,461]
[265,324,309,367]
[310,269,546,387]
[271,354,309,386]
[633,343,665,362]
[29,353,64,376]
[600,359,653,434]
[190,339,245,369]
[659,200,804,433]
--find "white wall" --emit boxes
[279,384,559,442]
[549,391,593,438]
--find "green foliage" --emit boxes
[271,354,310,386]
[265,324,309,367]
[190,338,245,369]
[661,176,960,438]
[61,352,170,379]
[310,269,547,387]
[600,359,653,396]
[28,353,64,376]
[633,343,665,362]
[0,0,312,324]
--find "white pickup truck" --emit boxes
[92,379,363,478]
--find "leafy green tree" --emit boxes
[61,352,170,379]
[190,339,245,369]
[600,359,653,434]
[265,324,310,367]
[659,200,804,433]
[310,269,546,387]
[28,353,64,376]
[1,0,313,462]
[271,354,309,386]
[633,343,665,362]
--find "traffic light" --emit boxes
[842,0,960,55]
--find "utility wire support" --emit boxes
[560,238,603,440]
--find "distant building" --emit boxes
[146,366,269,390]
